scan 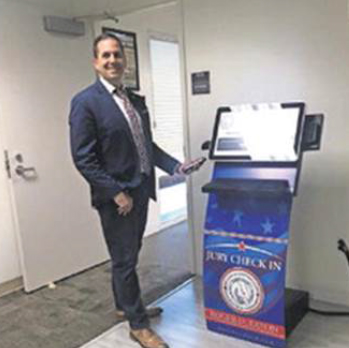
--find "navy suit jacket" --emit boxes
[69,80,180,207]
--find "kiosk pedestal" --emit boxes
[200,103,323,347]
[202,176,307,347]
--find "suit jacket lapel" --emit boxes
[94,80,134,139]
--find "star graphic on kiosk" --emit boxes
[233,210,244,227]
[206,216,213,224]
[261,218,275,234]
[211,203,219,210]
[238,241,247,252]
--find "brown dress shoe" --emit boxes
[130,328,169,348]
[115,306,163,320]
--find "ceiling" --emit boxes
[16,0,176,17]
[72,0,176,17]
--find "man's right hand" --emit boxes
[114,192,133,216]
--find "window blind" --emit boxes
[150,39,184,161]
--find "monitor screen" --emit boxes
[210,102,305,163]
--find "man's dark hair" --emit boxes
[93,32,124,58]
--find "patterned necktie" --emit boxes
[115,88,151,175]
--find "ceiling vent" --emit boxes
[43,16,85,36]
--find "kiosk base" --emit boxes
[285,288,309,337]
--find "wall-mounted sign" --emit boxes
[191,71,210,95]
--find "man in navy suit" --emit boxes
[69,33,202,348]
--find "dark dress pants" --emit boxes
[97,177,151,330]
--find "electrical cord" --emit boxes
[308,239,349,317]
[308,308,349,316]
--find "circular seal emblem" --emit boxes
[220,268,264,314]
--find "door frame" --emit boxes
[0,117,23,292]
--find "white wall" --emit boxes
[2,0,348,305]
[182,0,349,305]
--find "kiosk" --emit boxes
[201,102,323,348]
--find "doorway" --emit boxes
[149,37,187,229]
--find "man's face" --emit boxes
[93,38,126,85]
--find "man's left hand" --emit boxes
[176,157,206,175]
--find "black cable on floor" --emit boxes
[307,239,349,316]
[309,308,349,316]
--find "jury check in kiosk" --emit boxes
[201,102,323,348]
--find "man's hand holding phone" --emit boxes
[177,157,206,175]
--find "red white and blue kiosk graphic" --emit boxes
[201,103,323,347]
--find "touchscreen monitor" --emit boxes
[210,102,305,163]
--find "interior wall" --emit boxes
[3,0,348,304]
[182,0,349,305]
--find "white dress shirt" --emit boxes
[99,76,150,174]
[99,76,139,128]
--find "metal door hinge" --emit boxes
[4,150,11,178]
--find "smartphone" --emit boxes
[182,157,206,174]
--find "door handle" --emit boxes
[15,164,37,178]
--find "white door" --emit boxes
[1,89,109,293]
[0,5,109,292]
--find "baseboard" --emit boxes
[0,277,23,297]
[287,280,349,307]
[159,217,187,231]
[310,288,349,307]
[150,275,196,305]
